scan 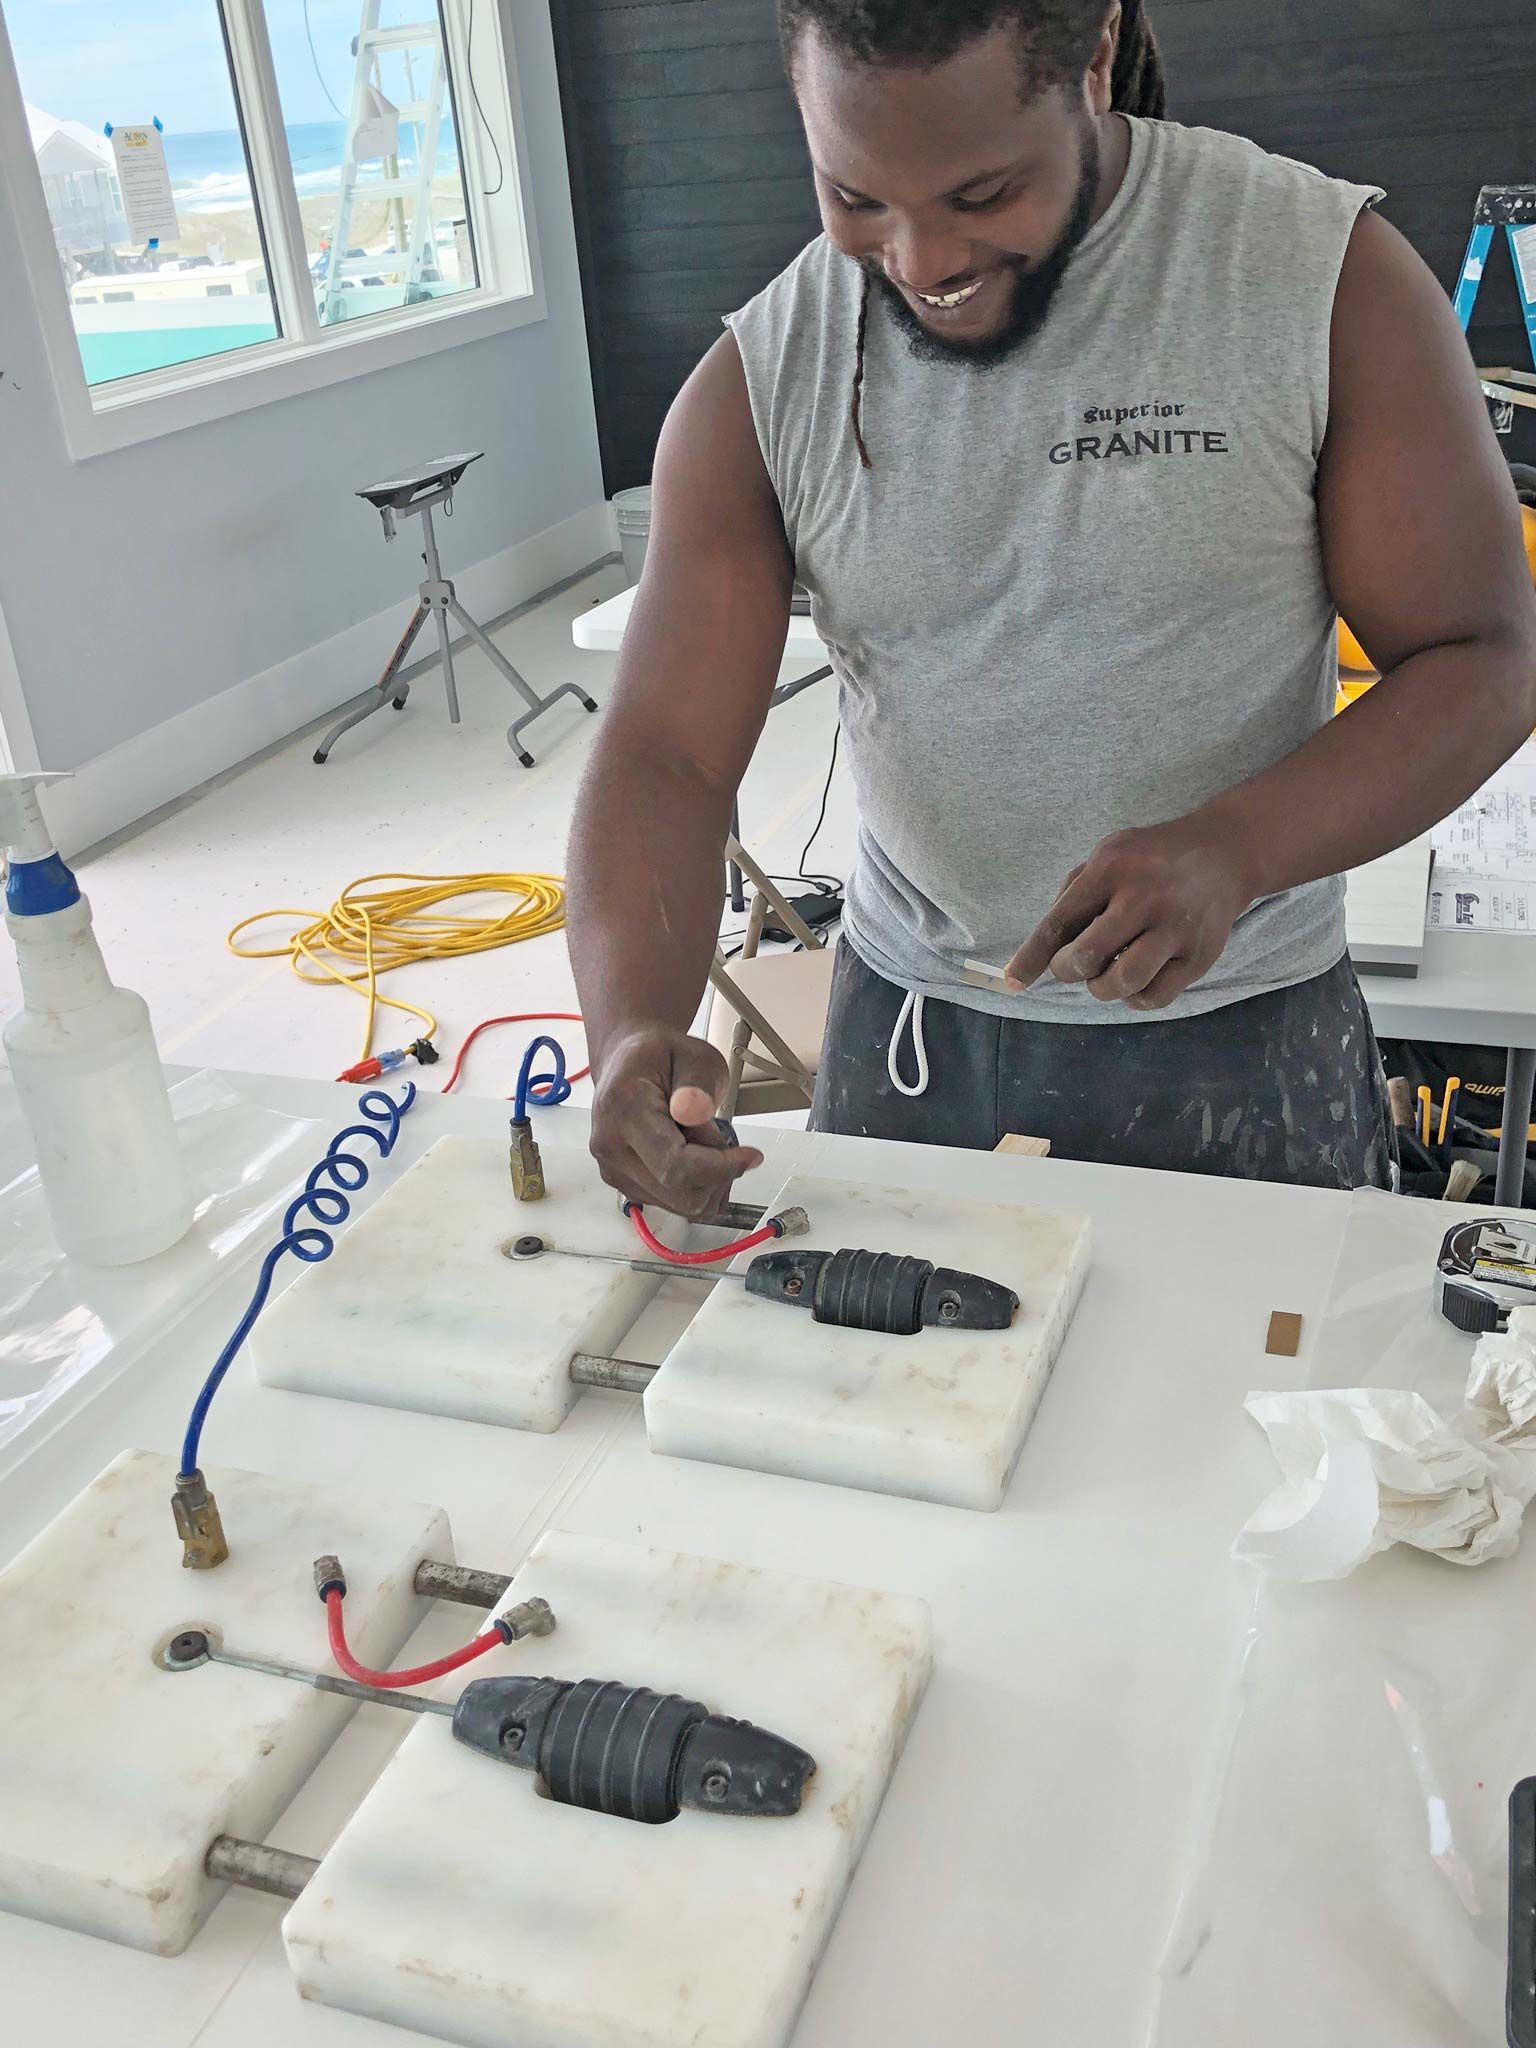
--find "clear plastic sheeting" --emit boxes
[1151,1190,1534,2048]
[0,1071,324,1476]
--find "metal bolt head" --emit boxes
[157,1626,215,1672]
[783,1274,804,1298]
[500,1722,526,1754]
[937,1294,961,1322]
[701,1768,730,1802]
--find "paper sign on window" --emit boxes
[107,120,180,245]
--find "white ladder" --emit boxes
[320,6,448,322]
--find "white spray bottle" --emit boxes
[1,773,193,1264]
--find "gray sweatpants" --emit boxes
[811,942,1396,1190]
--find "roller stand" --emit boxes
[315,453,597,768]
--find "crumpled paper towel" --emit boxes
[1234,1312,1536,1581]
[1463,1305,1536,1443]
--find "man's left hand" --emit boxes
[1003,814,1256,1010]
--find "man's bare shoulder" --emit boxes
[653,331,784,543]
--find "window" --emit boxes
[262,0,478,328]
[10,4,280,386]
[0,0,535,454]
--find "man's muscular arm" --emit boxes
[567,333,795,1213]
[1007,209,1536,1006]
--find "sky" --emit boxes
[4,0,410,134]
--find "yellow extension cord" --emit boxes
[228,871,566,1060]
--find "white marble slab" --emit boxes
[0,1448,447,1954]
[645,1173,1091,1510]
[250,1134,660,1431]
[284,1529,931,2048]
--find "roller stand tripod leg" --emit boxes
[447,599,597,768]
[432,591,462,726]
[1496,1046,1536,1209]
[509,684,598,768]
[314,600,430,764]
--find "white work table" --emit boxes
[574,581,830,662]
[1360,929,1536,1049]
[1,1069,1360,2048]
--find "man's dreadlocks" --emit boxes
[777,0,1167,467]
[778,0,1165,119]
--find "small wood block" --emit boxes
[995,1134,1052,1158]
[961,958,1012,993]
[1265,1310,1304,1358]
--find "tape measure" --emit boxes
[1435,1216,1536,1332]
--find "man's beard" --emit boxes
[867,124,1101,370]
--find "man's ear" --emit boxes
[1084,3,1122,117]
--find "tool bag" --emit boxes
[1379,1037,1535,1203]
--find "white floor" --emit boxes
[0,562,853,1110]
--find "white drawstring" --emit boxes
[887,989,930,1098]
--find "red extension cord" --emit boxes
[442,1012,590,1095]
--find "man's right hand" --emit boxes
[588,1025,764,1219]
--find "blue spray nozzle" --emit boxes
[6,854,80,916]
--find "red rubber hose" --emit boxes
[325,1587,505,1689]
[628,1203,779,1266]
[441,1013,590,1095]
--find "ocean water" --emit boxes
[165,119,460,215]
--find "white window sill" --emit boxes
[58,280,548,461]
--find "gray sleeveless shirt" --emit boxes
[726,118,1381,1022]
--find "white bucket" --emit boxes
[613,485,651,587]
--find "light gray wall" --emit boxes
[0,0,603,772]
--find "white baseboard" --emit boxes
[39,499,611,859]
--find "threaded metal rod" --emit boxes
[413,1559,513,1608]
[569,1353,658,1393]
[711,1201,767,1230]
[205,1640,454,1714]
[206,1835,318,1901]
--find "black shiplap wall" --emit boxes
[552,0,1536,492]
[1160,0,1536,462]
[551,0,817,492]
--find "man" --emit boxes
[567,0,1536,1218]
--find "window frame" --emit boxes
[0,0,544,462]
